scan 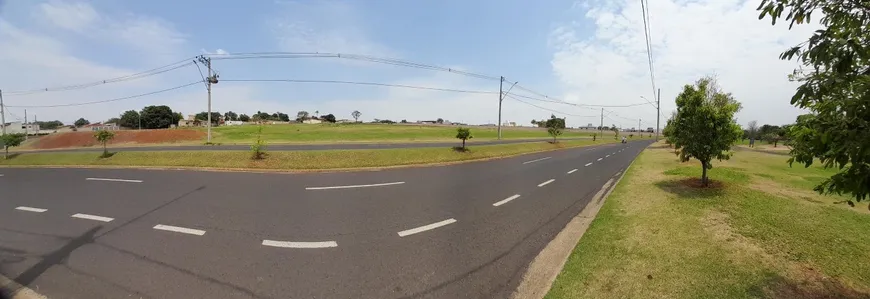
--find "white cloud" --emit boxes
[550,0,818,128]
[38,1,98,32]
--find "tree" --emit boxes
[250,125,267,159]
[224,111,238,121]
[141,105,176,129]
[613,127,620,139]
[253,111,272,122]
[352,110,361,122]
[669,76,743,187]
[119,110,140,129]
[35,120,64,130]
[239,114,251,122]
[759,124,782,137]
[105,118,121,124]
[400,119,408,123]
[93,130,115,157]
[296,111,310,121]
[545,114,566,143]
[763,132,781,147]
[195,112,221,125]
[276,112,290,122]
[74,118,90,127]
[321,114,337,123]
[172,112,184,126]
[747,120,759,140]
[1,133,25,159]
[436,118,444,124]
[758,0,870,205]
[456,127,473,149]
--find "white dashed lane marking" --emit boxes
[15,206,46,213]
[398,219,457,237]
[567,169,578,174]
[153,224,206,236]
[262,240,338,249]
[71,213,114,222]
[305,181,404,190]
[86,178,143,183]
[522,157,552,164]
[537,179,555,187]
[493,194,521,207]
[606,155,610,158]
[597,158,603,161]
[585,162,593,167]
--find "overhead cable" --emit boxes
[5,81,203,108]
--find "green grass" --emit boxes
[546,143,870,299]
[0,139,617,170]
[204,123,623,144]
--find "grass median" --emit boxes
[1,139,623,171]
[546,142,870,298]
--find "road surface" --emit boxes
[21,137,595,153]
[0,140,652,299]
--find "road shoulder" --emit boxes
[1,274,47,299]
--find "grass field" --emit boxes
[205,123,626,144]
[1,139,619,171]
[546,142,869,299]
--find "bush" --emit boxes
[251,125,267,159]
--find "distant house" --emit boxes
[337,119,353,123]
[417,120,437,124]
[224,120,245,126]
[83,123,120,131]
[178,115,202,127]
[579,123,597,130]
[303,118,322,124]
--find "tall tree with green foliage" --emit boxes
[119,110,140,129]
[1,133,26,159]
[545,114,566,143]
[141,105,176,129]
[670,77,743,187]
[74,118,90,127]
[758,0,870,206]
[93,130,115,157]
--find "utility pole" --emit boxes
[639,118,642,134]
[656,88,661,141]
[138,110,141,130]
[1,89,6,135]
[197,55,218,143]
[24,109,27,140]
[497,76,503,140]
[599,108,604,139]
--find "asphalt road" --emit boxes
[0,140,653,299]
[22,137,593,153]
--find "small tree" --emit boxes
[544,114,565,143]
[455,127,473,149]
[251,125,267,159]
[763,132,780,147]
[592,133,597,141]
[613,128,620,139]
[437,118,444,124]
[670,76,743,187]
[93,130,115,157]
[1,133,26,159]
[239,114,251,122]
[352,110,361,122]
[74,118,90,127]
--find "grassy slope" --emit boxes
[0,139,618,170]
[206,123,622,144]
[546,142,870,299]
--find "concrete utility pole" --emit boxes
[639,119,642,134]
[0,90,4,136]
[599,108,604,138]
[497,76,503,140]
[656,88,661,141]
[197,55,219,143]
[24,109,27,140]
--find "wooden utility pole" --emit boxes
[599,108,604,138]
[656,88,661,141]
[1,89,6,135]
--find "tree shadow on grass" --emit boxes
[2,153,21,160]
[451,146,470,153]
[98,152,116,159]
[749,272,870,299]
[654,177,727,199]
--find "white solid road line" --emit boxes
[597,158,603,161]
[305,181,405,190]
[15,206,47,213]
[153,224,206,236]
[522,156,552,164]
[86,178,143,183]
[493,194,521,207]
[567,169,578,174]
[398,218,457,237]
[262,240,338,249]
[538,179,555,187]
[71,213,114,222]
[585,162,593,167]
[606,155,610,158]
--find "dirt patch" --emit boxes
[29,129,205,149]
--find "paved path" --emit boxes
[20,137,596,153]
[0,140,652,299]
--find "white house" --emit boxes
[224,120,245,126]
[303,119,322,124]
[1,122,40,135]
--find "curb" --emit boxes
[510,144,643,299]
[1,275,47,299]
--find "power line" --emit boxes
[221,79,499,94]
[5,81,203,108]
[4,58,197,96]
[507,92,650,108]
[640,0,657,100]
[504,94,598,118]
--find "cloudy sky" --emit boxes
[0,0,815,128]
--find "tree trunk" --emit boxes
[462,139,466,149]
[701,161,709,187]
[103,142,107,157]
[4,147,7,160]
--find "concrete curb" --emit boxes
[510,145,642,299]
[1,274,47,299]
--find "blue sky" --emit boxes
[0,0,814,128]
